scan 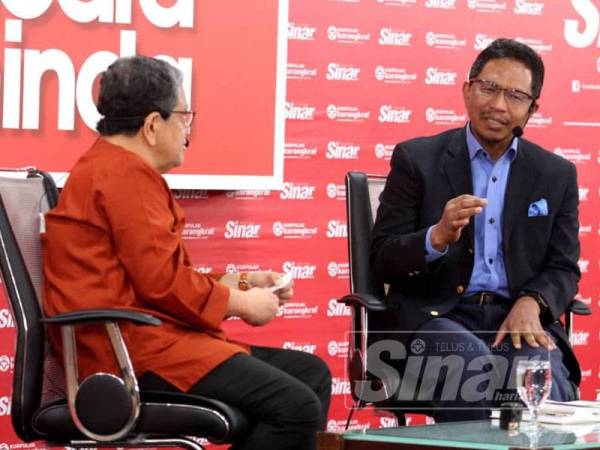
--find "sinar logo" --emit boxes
[0,396,11,416]
[0,309,15,328]
[564,0,600,47]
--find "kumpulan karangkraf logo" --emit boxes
[327,26,370,44]
[467,0,507,13]
[425,108,466,125]
[272,221,318,239]
[327,419,369,433]
[0,355,14,372]
[425,32,465,49]
[182,223,215,240]
[284,142,318,160]
[515,36,552,53]
[0,1,194,131]
[374,143,395,160]
[326,182,346,200]
[328,341,349,358]
[553,147,591,165]
[287,63,318,80]
[276,301,319,319]
[374,66,417,84]
[424,0,456,9]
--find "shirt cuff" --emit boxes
[425,225,448,263]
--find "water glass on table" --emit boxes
[516,359,551,446]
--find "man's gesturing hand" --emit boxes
[430,195,487,252]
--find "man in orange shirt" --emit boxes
[43,56,331,450]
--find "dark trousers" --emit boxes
[140,346,332,450]
[407,302,575,422]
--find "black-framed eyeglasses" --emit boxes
[469,79,535,108]
[171,110,196,128]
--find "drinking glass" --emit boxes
[516,359,551,437]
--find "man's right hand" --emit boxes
[430,195,487,251]
[237,288,280,326]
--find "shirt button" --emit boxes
[468,248,473,254]
[489,218,495,224]
[492,176,497,182]
[456,285,465,294]
[488,258,493,264]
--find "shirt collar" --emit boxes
[465,122,518,162]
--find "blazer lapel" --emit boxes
[502,141,539,242]
[443,129,475,244]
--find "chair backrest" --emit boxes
[345,171,386,297]
[0,170,60,441]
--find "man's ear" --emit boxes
[142,112,162,146]
[529,101,539,115]
[462,81,471,104]
[522,101,539,129]
[529,102,540,115]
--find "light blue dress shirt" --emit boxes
[425,124,518,297]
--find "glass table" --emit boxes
[318,421,600,450]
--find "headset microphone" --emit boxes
[512,126,524,138]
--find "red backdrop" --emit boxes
[1,0,600,447]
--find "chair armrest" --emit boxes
[47,308,157,441]
[42,308,161,326]
[339,293,387,311]
[568,300,592,316]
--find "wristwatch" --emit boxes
[518,290,548,314]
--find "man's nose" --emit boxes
[487,90,508,110]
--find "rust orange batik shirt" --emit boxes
[43,138,249,391]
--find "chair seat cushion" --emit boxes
[32,391,250,444]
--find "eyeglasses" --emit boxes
[469,79,535,108]
[170,110,196,128]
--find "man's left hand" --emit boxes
[493,296,556,351]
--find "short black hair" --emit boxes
[96,56,183,136]
[469,38,545,100]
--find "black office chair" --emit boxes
[0,169,248,450]
[338,171,591,426]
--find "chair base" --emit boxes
[66,437,206,450]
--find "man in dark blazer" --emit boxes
[371,39,580,422]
